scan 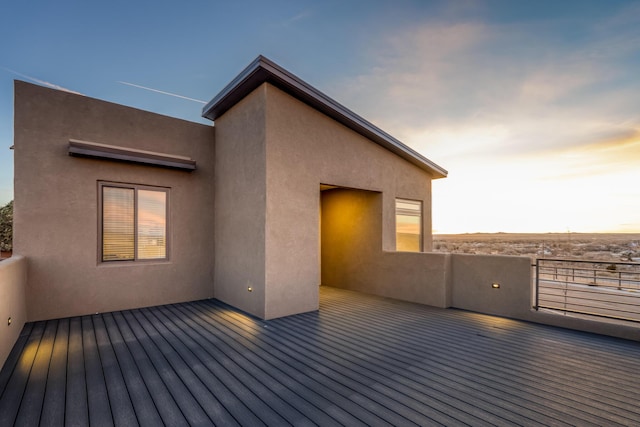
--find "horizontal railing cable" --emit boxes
[535,258,640,323]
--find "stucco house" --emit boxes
[10,55,449,324]
[2,58,638,425]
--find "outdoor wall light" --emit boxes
[247,286,253,292]
[7,317,12,326]
[491,282,501,289]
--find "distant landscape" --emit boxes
[433,233,640,262]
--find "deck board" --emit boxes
[65,316,88,426]
[274,307,544,426]
[102,313,163,427]
[39,318,68,427]
[82,315,114,427]
[179,301,370,426]
[149,305,296,426]
[180,302,380,426]
[0,322,33,399]
[111,311,189,427]
[136,307,248,426]
[0,321,45,426]
[94,315,138,427]
[317,295,636,425]
[236,308,473,426]
[122,309,211,426]
[1,286,639,426]
[162,301,348,425]
[14,320,57,426]
[318,297,627,426]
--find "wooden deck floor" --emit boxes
[1,286,639,426]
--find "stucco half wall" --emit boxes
[448,254,640,341]
[321,188,449,307]
[14,81,215,321]
[450,254,533,318]
[0,256,27,370]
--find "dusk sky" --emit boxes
[1,0,639,233]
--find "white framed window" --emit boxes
[396,198,422,252]
[99,182,169,262]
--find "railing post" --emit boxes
[535,259,540,310]
[619,271,622,290]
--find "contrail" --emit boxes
[1,66,83,95]
[118,81,207,104]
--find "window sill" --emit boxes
[98,260,172,267]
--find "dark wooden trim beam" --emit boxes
[68,139,196,171]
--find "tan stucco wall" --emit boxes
[0,256,27,370]
[450,254,533,318]
[321,189,449,307]
[263,84,434,318]
[14,81,215,321]
[210,83,435,319]
[212,87,267,318]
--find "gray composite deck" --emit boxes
[1,286,639,426]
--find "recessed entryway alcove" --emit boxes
[320,185,383,292]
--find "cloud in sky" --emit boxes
[538,128,640,180]
[341,16,639,158]
[333,4,640,233]
[286,10,312,25]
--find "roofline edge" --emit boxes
[202,56,448,179]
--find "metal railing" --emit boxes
[535,258,640,323]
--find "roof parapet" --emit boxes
[202,56,447,179]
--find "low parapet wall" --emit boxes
[0,256,28,370]
[447,253,639,341]
[340,250,639,341]
[450,253,533,318]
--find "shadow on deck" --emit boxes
[1,286,639,426]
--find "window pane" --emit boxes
[137,189,167,259]
[396,198,422,252]
[103,187,135,261]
